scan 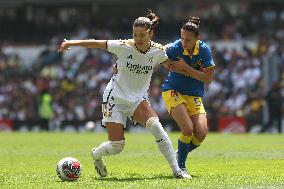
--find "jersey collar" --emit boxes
[183,40,200,57]
[134,41,153,54]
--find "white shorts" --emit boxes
[101,88,148,128]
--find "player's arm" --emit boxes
[171,59,214,84]
[181,60,214,84]
[58,39,107,52]
[161,59,175,71]
[162,43,196,75]
[201,67,214,84]
[161,59,198,76]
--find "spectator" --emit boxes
[259,82,283,133]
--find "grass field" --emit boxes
[0,132,284,189]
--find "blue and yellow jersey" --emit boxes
[162,39,215,97]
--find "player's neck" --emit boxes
[135,41,151,53]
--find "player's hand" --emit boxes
[174,58,188,72]
[57,39,71,52]
[201,67,210,74]
[112,64,118,74]
[166,62,175,72]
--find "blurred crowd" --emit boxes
[1,2,284,44]
[0,1,283,131]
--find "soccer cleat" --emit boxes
[91,148,107,177]
[173,169,192,179]
[175,150,178,161]
[181,167,189,175]
[175,150,191,177]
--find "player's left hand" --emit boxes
[57,39,71,52]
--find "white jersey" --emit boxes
[104,39,168,105]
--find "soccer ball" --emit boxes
[56,157,82,181]
[85,121,96,131]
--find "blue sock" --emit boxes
[178,139,190,168]
[188,135,201,152]
[188,141,199,153]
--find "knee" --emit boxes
[109,140,125,154]
[146,117,169,140]
[180,123,193,137]
[194,124,208,141]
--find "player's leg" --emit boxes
[91,122,125,177]
[190,113,208,152]
[162,90,193,170]
[170,104,194,170]
[133,100,191,178]
[186,97,208,153]
[91,101,127,177]
[92,122,125,160]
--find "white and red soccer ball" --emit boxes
[56,157,82,181]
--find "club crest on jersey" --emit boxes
[197,59,202,66]
[191,59,203,70]
[149,56,154,63]
[170,90,179,101]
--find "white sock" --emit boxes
[146,117,180,172]
[92,140,125,160]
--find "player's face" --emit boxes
[133,26,152,47]
[181,29,199,51]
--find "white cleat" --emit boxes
[91,148,107,177]
[175,150,192,178]
[175,150,178,161]
[181,167,189,175]
[173,169,192,179]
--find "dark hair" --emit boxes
[133,9,159,32]
[182,16,200,37]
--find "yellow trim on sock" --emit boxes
[179,133,192,144]
[191,135,202,145]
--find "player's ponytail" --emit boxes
[133,9,159,32]
[146,9,159,31]
[182,16,200,37]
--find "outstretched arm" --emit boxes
[58,39,107,52]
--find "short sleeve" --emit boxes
[166,43,179,61]
[203,45,215,68]
[107,40,122,55]
[157,49,168,64]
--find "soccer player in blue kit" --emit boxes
[162,16,215,174]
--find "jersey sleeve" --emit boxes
[107,40,122,55]
[157,49,168,65]
[166,43,179,61]
[202,45,215,68]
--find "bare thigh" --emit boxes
[190,113,208,141]
[105,122,125,141]
[133,100,157,127]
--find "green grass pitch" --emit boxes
[0,132,284,189]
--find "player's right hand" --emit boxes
[112,64,118,74]
[57,39,71,52]
[201,67,210,74]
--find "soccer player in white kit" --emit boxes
[58,10,191,178]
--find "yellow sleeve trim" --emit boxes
[206,65,215,69]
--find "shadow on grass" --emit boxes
[93,174,198,182]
